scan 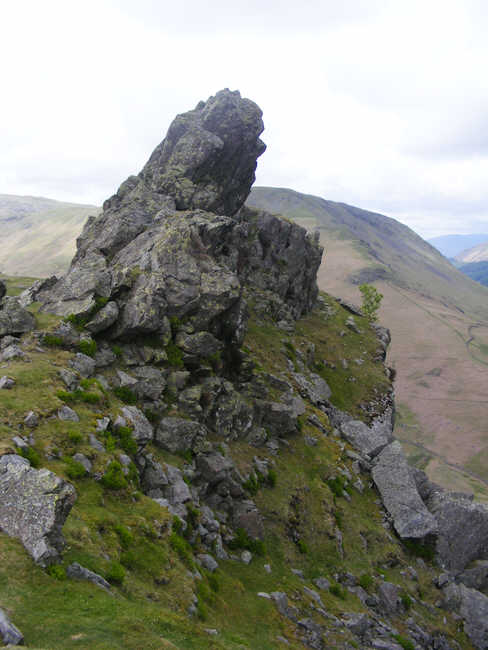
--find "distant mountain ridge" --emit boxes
[0,194,98,276]
[428,233,488,259]
[456,240,488,264]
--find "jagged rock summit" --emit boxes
[41,89,321,345]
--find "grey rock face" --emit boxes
[340,408,394,458]
[457,560,488,592]
[67,562,111,591]
[155,417,207,454]
[425,489,488,572]
[443,582,488,649]
[120,406,153,447]
[0,607,24,646]
[85,301,119,334]
[377,581,401,614]
[0,297,36,336]
[140,89,265,216]
[69,353,96,378]
[372,441,438,539]
[0,454,76,566]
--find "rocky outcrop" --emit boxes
[40,90,322,340]
[372,441,437,539]
[0,280,6,300]
[0,455,76,566]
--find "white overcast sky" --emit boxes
[2,0,488,238]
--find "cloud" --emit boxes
[1,0,488,237]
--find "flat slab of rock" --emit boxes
[372,441,437,539]
[67,562,111,592]
[0,607,24,645]
[0,454,76,566]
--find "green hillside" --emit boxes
[0,194,98,277]
[457,261,488,287]
[0,278,470,649]
[247,187,488,498]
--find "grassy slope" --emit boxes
[0,194,97,277]
[247,187,488,500]
[0,278,470,649]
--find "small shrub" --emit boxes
[196,599,207,621]
[327,476,346,498]
[114,524,133,549]
[80,391,101,404]
[359,283,383,323]
[284,341,296,359]
[47,565,66,580]
[43,335,64,347]
[166,342,184,369]
[144,408,158,424]
[358,573,373,592]
[243,473,259,496]
[102,461,128,490]
[169,316,182,336]
[207,572,219,593]
[78,339,97,358]
[120,550,137,570]
[227,528,265,556]
[392,635,414,650]
[64,313,88,330]
[113,386,137,405]
[20,447,41,468]
[106,561,125,585]
[56,390,77,404]
[68,431,83,444]
[333,509,344,528]
[111,344,123,357]
[297,539,308,554]
[400,591,413,611]
[115,426,137,455]
[267,469,277,487]
[65,459,86,479]
[403,538,435,562]
[329,583,346,600]
[169,531,193,566]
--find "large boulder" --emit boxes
[0,455,76,566]
[443,582,488,649]
[0,297,35,337]
[372,441,437,539]
[427,489,488,572]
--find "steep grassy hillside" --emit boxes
[0,195,98,277]
[0,279,470,649]
[457,261,488,287]
[247,187,488,499]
